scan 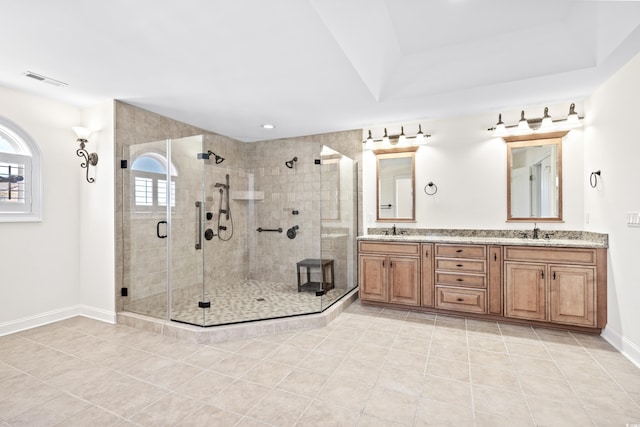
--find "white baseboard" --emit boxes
[601,326,640,369]
[0,305,116,337]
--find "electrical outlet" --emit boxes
[627,212,640,227]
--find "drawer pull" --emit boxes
[494,253,497,261]
[456,249,463,253]
[456,264,463,267]
[456,298,464,302]
[456,278,464,282]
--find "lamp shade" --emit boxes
[72,126,92,140]
[567,103,580,125]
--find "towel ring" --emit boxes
[424,182,438,196]
[590,170,601,188]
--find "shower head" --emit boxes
[207,150,225,164]
[285,157,298,169]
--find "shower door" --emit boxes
[122,135,208,326]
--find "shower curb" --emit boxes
[117,288,358,344]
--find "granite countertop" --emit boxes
[358,228,608,249]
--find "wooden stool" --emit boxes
[296,259,335,293]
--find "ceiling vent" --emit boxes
[24,71,68,87]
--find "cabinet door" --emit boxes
[359,254,388,302]
[505,262,546,321]
[421,243,434,307]
[550,265,596,326]
[389,256,420,306]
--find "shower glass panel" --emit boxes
[167,136,207,326]
[200,137,325,326]
[320,146,358,310]
[121,136,207,324]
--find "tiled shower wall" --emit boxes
[115,100,362,317]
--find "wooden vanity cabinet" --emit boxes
[504,246,603,328]
[358,240,606,332]
[358,241,420,306]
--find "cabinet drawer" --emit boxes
[504,246,596,265]
[359,241,420,256]
[435,286,486,313]
[435,258,486,273]
[435,272,486,288]
[435,244,486,259]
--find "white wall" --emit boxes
[585,53,640,365]
[0,86,82,333]
[363,102,585,231]
[78,101,116,319]
[0,87,116,335]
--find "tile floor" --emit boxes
[1,300,639,426]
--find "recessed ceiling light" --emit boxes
[261,124,275,129]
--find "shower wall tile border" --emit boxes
[117,288,357,344]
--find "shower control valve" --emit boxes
[204,229,215,240]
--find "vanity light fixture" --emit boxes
[398,126,406,144]
[567,103,580,125]
[517,111,531,133]
[382,128,390,145]
[494,114,506,136]
[540,107,554,129]
[488,103,583,136]
[363,125,431,145]
[73,126,98,183]
[365,130,374,144]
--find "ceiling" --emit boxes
[2,0,640,142]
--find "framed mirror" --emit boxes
[374,147,417,222]
[505,131,566,222]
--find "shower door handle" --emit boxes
[195,201,202,250]
[156,221,167,239]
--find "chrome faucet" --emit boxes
[532,223,540,240]
[391,224,397,235]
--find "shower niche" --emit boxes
[121,134,357,327]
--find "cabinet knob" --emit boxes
[456,264,463,267]
[456,249,463,253]
[456,298,464,302]
[456,278,464,282]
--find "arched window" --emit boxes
[131,153,176,210]
[0,118,41,221]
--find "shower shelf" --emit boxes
[231,190,264,201]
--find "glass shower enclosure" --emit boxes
[121,134,356,327]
